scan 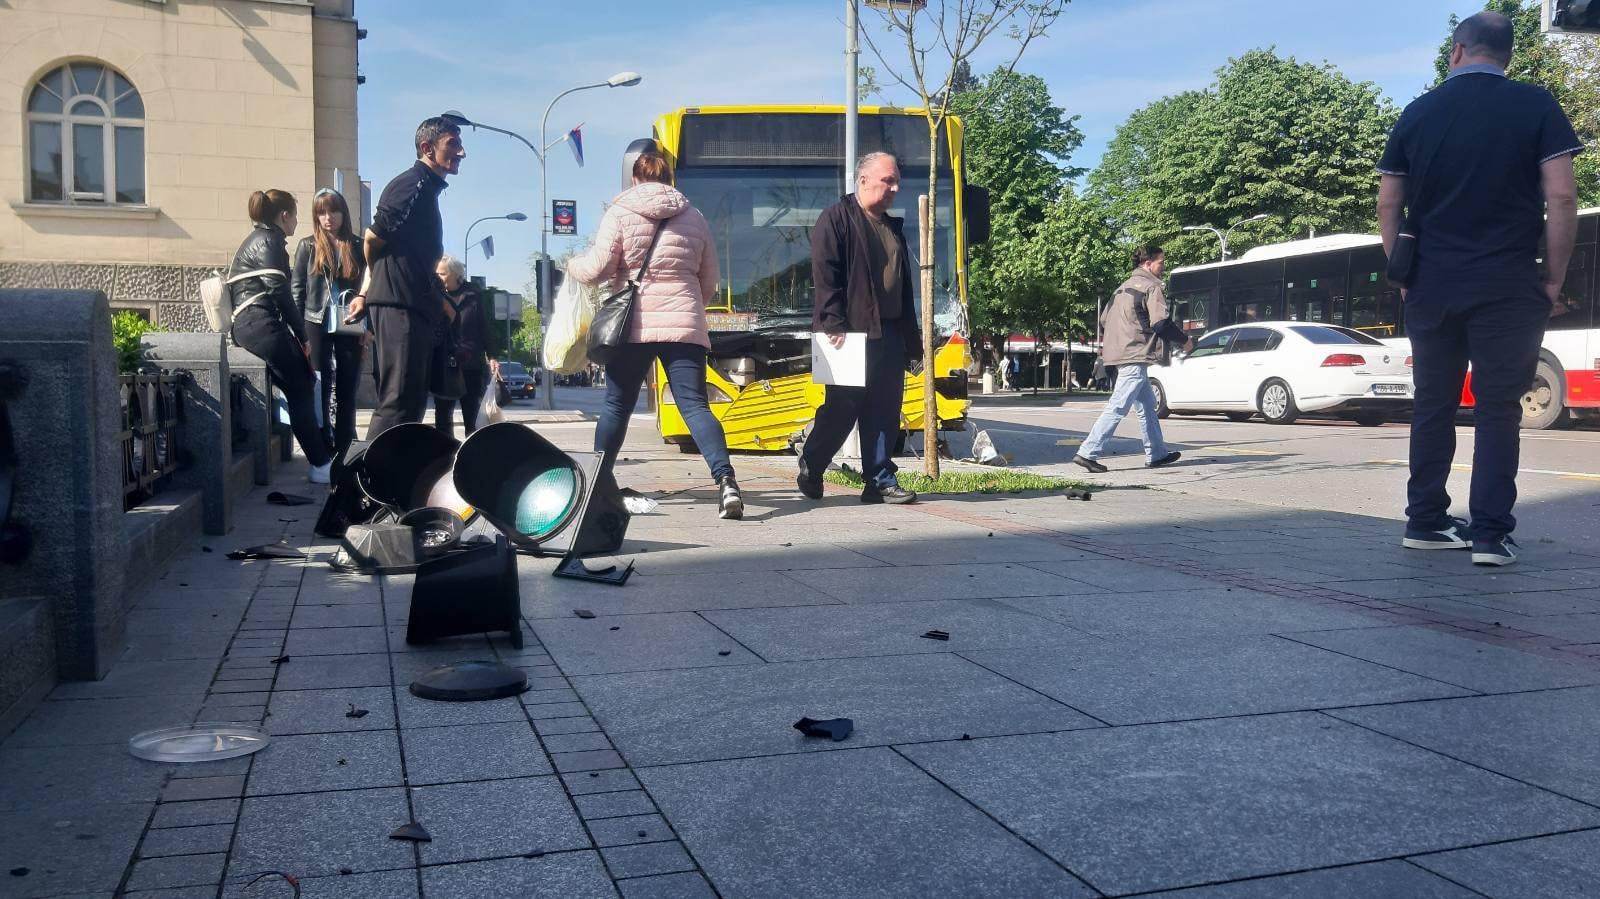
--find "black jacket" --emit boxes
[229,222,303,340]
[291,236,365,328]
[810,194,920,358]
[366,160,449,320]
[446,283,488,370]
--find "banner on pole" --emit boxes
[552,200,577,235]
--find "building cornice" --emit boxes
[11,203,162,222]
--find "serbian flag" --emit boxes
[566,123,584,168]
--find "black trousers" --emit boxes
[434,366,488,437]
[304,326,364,459]
[1405,287,1548,540]
[801,318,908,490]
[232,307,333,467]
[365,304,433,440]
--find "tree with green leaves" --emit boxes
[1088,49,1398,266]
[1020,189,1125,344]
[1434,0,1600,205]
[948,66,1084,365]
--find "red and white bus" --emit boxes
[1166,210,1600,429]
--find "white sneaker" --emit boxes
[308,461,332,485]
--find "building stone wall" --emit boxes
[0,0,361,330]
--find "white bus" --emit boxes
[1166,212,1600,429]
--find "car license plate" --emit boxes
[1373,384,1408,396]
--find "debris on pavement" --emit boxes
[389,822,432,842]
[267,491,316,506]
[921,629,951,641]
[618,488,660,515]
[793,717,853,742]
[270,655,290,664]
[345,704,369,719]
[238,871,300,897]
[226,543,305,561]
[573,609,597,619]
[965,430,1010,466]
[555,556,635,586]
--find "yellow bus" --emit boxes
[626,105,988,453]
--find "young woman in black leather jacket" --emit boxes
[292,189,367,460]
[229,189,334,482]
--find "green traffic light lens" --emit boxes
[514,467,579,538]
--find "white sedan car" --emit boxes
[1148,322,1413,426]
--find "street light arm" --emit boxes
[468,120,543,162]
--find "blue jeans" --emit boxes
[1405,287,1547,540]
[594,341,734,482]
[801,318,907,490]
[1078,363,1168,462]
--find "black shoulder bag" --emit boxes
[587,220,667,366]
[1386,104,1466,288]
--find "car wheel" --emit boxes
[1258,379,1299,425]
[1225,412,1254,423]
[1520,358,1569,430]
[1149,379,1170,419]
[1355,411,1387,427]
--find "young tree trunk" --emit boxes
[919,189,938,477]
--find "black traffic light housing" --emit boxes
[1546,0,1600,34]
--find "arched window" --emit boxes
[26,61,145,205]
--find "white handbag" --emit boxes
[199,267,284,332]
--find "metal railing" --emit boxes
[120,372,183,509]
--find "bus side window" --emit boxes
[1348,276,1400,339]
[1550,247,1593,330]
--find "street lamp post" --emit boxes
[1183,213,1271,262]
[463,212,527,273]
[442,70,642,410]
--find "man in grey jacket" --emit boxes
[1073,245,1188,473]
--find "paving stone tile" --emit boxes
[210,678,275,693]
[223,869,419,899]
[282,626,389,656]
[0,800,151,895]
[420,851,616,899]
[532,612,760,675]
[602,841,695,878]
[202,691,268,707]
[552,749,626,773]
[640,748,1093,898]
[528,675,570,691]
[899,712,1600,895]
[162,775,244,802]
[563,769,641,795]
[1305,578,1464,601]
[1410,828,1600,898]
[575,790,655,820]
[290,603,385,628]
[1288,625,1600,692]
[780,562,1090,604]
[1330,686,1600,804]
[526,701,590,720]
[1425,572,1575,595]
[1487,612,1600,643]
[536,716,601,737]
[576,653,1098,766]
[138,823,235,858]
[229,787,412,879]
[1452,589,1600,617]
[522,687,583,705]
[151,799,239,829]
[270,654,394,690]
[215,666,276,681]
[856,535,1100,566]
[1026,558,1233,592]
[7,694,205,747]
[0,742,172,809]
[48,660,216,701]
[264,687,395,735]
[995,588,1387,638]
[127,886,218,898]
[703,598,1097,661]
[392,686,525,728]
[619,542,887,576]
[125,853,227,891]
[960,635,1471,725]
[411,777,590,865]
[1154,860,1477,897]
[401,721,553,785]
[519,569,842,619]
[542,732,612,754]
[246,731,402,796]
[587,813,671,847]
[617,872,716,899]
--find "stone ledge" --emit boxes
[10,203,162,221]
[0,597,56,742]
[125,487,204,598]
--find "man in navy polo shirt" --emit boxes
[1377,11,1582,566]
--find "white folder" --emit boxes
[811,332,867,386]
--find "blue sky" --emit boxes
[355,0,1490,295]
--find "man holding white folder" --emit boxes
[798,152,920,505]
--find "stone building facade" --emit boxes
[0,0,361,330]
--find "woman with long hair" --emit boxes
[432,255,489,435]
[230,189,334,482]
[291,188,367,459]
[567,150,743,519]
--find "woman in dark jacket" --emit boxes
[230,189,334,482]
[432,255,490,435]
[292,188,366,460]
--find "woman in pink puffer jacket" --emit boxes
[567,150,743,520]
